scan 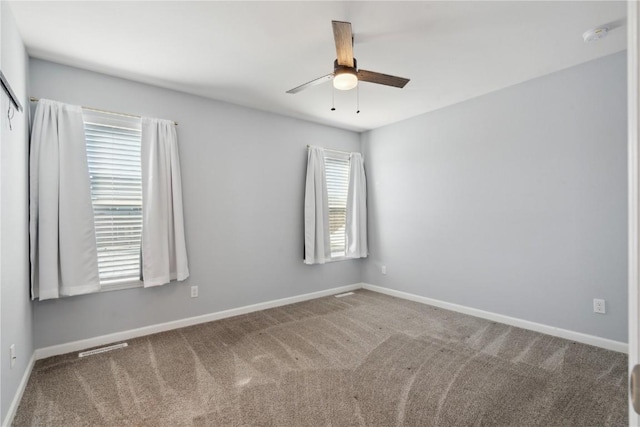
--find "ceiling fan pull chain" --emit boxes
[331,86,336,111]
[7,103,14,131]
[356,85,360,114]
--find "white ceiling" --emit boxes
[9,1,627,132]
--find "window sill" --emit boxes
[100,280,143,293]
[327,256,359,263]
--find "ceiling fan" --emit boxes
[286,20,410,94]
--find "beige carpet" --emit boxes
[14,289,627,426]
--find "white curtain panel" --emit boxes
[140,117,189,287]
[29,99,100,300]
[304,146,331,264]
[346,152,368,258]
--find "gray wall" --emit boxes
[23,51,630,351]
[30,59,362,349]
[1,2,34,423]
[362,52,627,342]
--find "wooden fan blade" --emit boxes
[286,73,334,94]
[332,21,354,67]
[357,69,410,88]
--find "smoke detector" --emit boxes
[583,27,609,43]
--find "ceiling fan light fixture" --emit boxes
[333,68,358,90]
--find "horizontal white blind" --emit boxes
[84,112,142,286]
[324,154,350,258]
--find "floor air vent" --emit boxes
[78,342,128,358]
[334,292,355,298]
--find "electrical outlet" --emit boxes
[191,286,198,298]
[381,265,387,275]
[593,298,606,314]
[10,344,15,369]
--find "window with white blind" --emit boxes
[324,153,350,258]
[84,111,143,288]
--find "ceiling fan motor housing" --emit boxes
[334,58,357,73]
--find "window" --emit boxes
[84,111,143,288]
[324,152,350,258]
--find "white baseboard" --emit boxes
[2,352,36,427]
[35,283,364,360]
[34,281,627,360]
[362,283,628,353]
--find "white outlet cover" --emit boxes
[593,298,606,314]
